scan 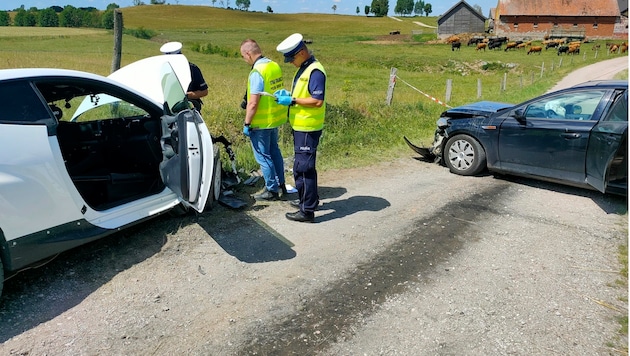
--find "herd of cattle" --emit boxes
[446,35,628,56]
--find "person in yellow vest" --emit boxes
[275,33,326,223]
[240,39,288,201]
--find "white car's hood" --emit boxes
[108,54,192,104]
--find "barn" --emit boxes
[492,0,627,40]
[437,1,487,39]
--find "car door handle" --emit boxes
[560,133,581,139]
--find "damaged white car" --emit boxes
[0,54,222,297]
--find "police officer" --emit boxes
[160,41,208,111]
[275,33,326,223]
[240,39,288,201]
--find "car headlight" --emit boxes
[437,117,448,129]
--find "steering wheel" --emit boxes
[545,109,558,118]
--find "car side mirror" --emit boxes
[511,109,526,123]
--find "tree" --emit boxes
[356,6,360,15]
[364,5,370,15]
[38,8,59,27]
[150,0,166,4]
[332,4,337,14]
[236,0,251,10]
[414,0,424,15]
[423,3,432,16]
[59,6,83,27]
[266,5,273,12]
[14,9,37,26]
[0,11,10,26]
[106,3,120,10]
[102,9,115,29]
[395,0,413,15]
[132,0,145,5]
[370,0,389,17]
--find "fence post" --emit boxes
[540,61,544,78]
[519,75,523,87]
[502,73,507,91]
[386,67,397,105]
[595,49,598,59]
[551,60,554,71]
[531,72,534,84]
[111,9,123,74]
[559,57,563,68]
[445,79,452,103]
[477,78,482,99]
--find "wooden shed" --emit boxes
[437,1,487,39]
[493,0,625,40]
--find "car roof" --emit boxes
[571,80,628,89]
[0,68,109,82]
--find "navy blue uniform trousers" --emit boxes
[293,130,322,215]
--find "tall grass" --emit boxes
[0,6,626,172]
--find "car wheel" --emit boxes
[0,257,4,299]
[444,134,486,176]
[205,155,222,211]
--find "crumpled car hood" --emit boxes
[442,101,514,118]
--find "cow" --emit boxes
[545,41,559,50]
[389,30,400,35]
[527,46,542,55]
[488,40,503,50]
[504,42,518,51]
[621,43,628,53]
[557,45,569,55]
[592,44,601,51]
[446,35,460,44]
[476,42,487,51]
[467,37,484,46]
[516,43,528,50]
[568,45,580,55]
[451,41,461,51]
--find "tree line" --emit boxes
[0,3,121,29]
[364,0,432,17]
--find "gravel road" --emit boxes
[0,58,627,356]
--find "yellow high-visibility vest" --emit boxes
[248,60,286,129]
[289,61,326,132]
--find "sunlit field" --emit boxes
[1,5,626,170]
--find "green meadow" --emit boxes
[1,5,627,171]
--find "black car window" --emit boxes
[0,80,50,124]
[601,90,628,122]
[524,90,606,121]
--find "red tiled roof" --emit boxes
[496,0,620,17]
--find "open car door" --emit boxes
[158,63,213,212]
[585,90,628,193]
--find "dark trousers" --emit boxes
[293,130,322,215]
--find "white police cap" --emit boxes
[160,41,183,55]
[276,33,305,62]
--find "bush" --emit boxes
[124,27,156,39]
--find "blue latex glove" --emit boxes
[273,89,290,98]
[243,125,251,137]
[276,95,293,106]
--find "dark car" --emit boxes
[405,80,628,195]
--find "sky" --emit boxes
[2,0,499,17]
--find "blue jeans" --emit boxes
[249,127,285,193]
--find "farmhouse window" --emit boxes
[533,22,538,28]
[593,23,598,29]
[553,22,558,27]
[514,22,518,29]
[573,23,578,28]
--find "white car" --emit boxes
[0,54,222,297]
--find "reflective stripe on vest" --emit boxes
[248,60,286,129]
[289,61,326,132]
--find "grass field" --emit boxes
[0,5,627,171]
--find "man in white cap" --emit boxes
[275,33,327,223]
[160,41,208,111]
